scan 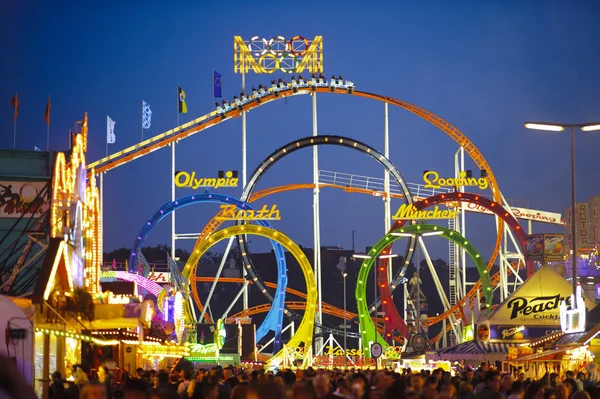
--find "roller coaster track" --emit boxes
[86,85,505,268]
[87,84,511,339]
[190,182,507,330]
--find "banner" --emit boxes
[0,181,49,218]
[464,203,563,225]
[544,234,564,261]
[526,234,544,261]
[589,196,600,246]
[576,202,589,249]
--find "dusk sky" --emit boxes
[2,1,600,263]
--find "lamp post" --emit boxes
[525,122,600,294]
[342,270,347,367]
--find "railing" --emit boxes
[318,170,453,199]
[101,262,170,273]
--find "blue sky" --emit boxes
[2,1,600,261]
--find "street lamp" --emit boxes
[342,270,348,367]
[525,121,600,294]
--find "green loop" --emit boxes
[355,224,492,357]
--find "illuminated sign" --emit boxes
[465,203,564,225]
[322,345,402,358]
[148,272,171,283]
[423,171,488,191]
[392,204,457,220]
[560,285,586,333]
[0,181,49,218]
[507,295,569,320]
[234,35,323,74]
[526,234,565,261]
[175,171,238,189]
[189,343,217,356]
[501,325,525,339]
[214,204,281,221]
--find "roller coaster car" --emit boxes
[346,81,355,94]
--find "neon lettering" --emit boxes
[215,204,281,221]
[392,204,457,220]
[507,295,570,319]
[174,171,239,189]
[234,36,323,74]
[423,171,488,191]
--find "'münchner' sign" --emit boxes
[488,265,595,326]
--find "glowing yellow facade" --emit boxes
[50,113,101,295]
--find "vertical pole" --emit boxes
[384,103,392,283]
[100,136,106,270]
[46,124,49,152]
[312,92,323,353]
[343,273,347,368]
[416,237,420,334]
[172,94,178,260]
[42,334,50,399]
[571,125,577,294]
[374,257,379,344]
[141,101,144,141]
[13,120,16,149]
[242,72,249,311]
[460,147,467,298]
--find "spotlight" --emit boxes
[231,171,239,178]
[466,170,473,178]
[218,170,225,178]
[480,169,488,178]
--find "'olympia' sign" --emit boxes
[234,35,324,74]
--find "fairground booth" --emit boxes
[429,265,597,369]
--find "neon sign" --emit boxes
[423,171,488,191]
[501,325,525,339]
[175,171,238,189]
[214,204,281,221]
[392,204,457,220]
[234,35,323,74]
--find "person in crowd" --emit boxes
[473,370,502,399]
[224,367,238,390]
[49,371,67,399]
[523,382,544,399]
[80,382,108,399]
[500,374,513,398]
[97,366,113,398]
[507,381,525,399]
[177,370,193,397]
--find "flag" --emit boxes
[213,71,222,99]
[9,93,18,122]
[112,258,117,270]
[107,115,116,144]
[178,86,187,114]
[142,101,152,129]
[44,96,52,126]
[34,146,41,152]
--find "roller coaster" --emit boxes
[75,77,561,368]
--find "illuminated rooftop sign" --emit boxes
[234,35,323,74]
[560,285,586,334]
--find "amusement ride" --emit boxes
[1,36,568,371]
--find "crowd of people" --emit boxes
[2,354,600,399]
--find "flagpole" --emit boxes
[172,86,178,261]
[13,119,16,149]
[212,70,215,109]
[46,123,49,151]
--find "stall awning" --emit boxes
[431,340,519,361]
